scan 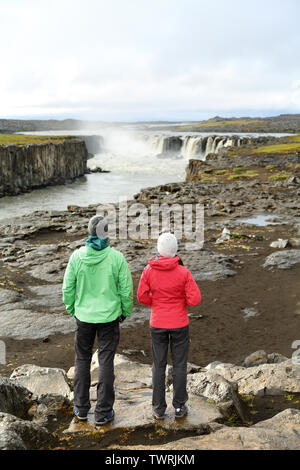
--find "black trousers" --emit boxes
[150,325,190,414]
[74,317,120,421]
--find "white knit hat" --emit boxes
[157,232,178,258]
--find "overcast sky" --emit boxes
[0,0,299,121]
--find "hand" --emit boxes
[118,314,126,323]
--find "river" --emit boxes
[0,124,289,220]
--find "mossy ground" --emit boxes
[195,162,299,184]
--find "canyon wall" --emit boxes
[0,139,88,197]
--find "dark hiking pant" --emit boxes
[74,317,120,421]
[150,325,190,414]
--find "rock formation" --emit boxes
[0,139,87,197]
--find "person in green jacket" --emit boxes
[62,215,133,425]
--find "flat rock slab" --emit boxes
[0,309,76,340]
[0,288,23,307]
[185,251,237,282]
[28,261,65,283]
[25,284,65,313]
[263,249,300,270]
[65,388,222,434]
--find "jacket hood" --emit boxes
[78,245,111,265]
[149,256,179,271]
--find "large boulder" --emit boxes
[10,365,71,397]
[0,377,34,419]
[207,360,300,396]
[186,370,246,422]
[0,412,51,450]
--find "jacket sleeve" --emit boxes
[185,270,201,306]
[62,252,77,316]
[118,255,133,318]
[137,266,152,306]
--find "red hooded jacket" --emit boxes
[137,256,201,329]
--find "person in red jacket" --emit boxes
[137,232,201,419]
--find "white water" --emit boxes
[0,124,290,220]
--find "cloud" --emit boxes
[0,0,299,120]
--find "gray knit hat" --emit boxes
[88,215,109,238]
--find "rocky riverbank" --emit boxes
[0,134,300,449]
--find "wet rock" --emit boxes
[263,249,300,270]
[0,412,51,450]
[10,365,71,397]
[148,420,300,450]
[65,387,223,435]
[31,394,71,427]
[0,377,34,419]
[125,409,300,450]
[0,308,76,339]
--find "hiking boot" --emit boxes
[73,406,88,421]
[175,405,188,419]
[95,410,115,426]
[153,409,166,420]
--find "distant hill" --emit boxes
[1,114,300,133]
[175,114,300,133]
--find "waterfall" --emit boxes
[181,136,204,159]
[98,131,255,163]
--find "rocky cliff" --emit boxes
[0,139,88,197]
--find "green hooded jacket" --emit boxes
[62,244,133,323]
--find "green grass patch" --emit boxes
[269,172,290,181]
[0,134,75,146]
[265,164,276,170]
[200,174,214,182]
[228,170,259,180]
[232,166,245,173]
[253,142,300,154]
